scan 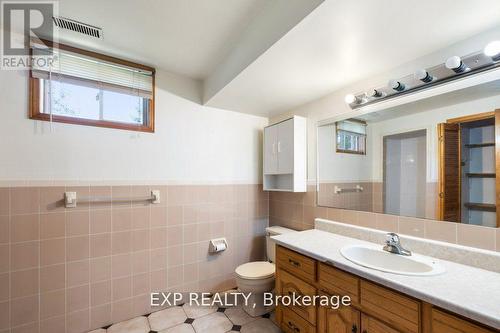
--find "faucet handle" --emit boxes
[386,232,400,245]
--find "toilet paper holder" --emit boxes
[209,238,228,254]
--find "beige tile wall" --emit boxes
[270,185,499,252]
[0,184,268,333]
[318,181,439,220]
[318,182,373,212]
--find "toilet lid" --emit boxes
[235,261,275,280]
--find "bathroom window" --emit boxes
[336,119,367,155]
[29,40,155,132]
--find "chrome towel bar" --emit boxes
[334,185,364,194]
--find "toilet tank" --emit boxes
[266,226,296,262]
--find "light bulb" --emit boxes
[345,94,357,104]
[369,89,383,98]
[414,69,434,83]
[484,41,500,61]
[389,79,405,92]
[445,56,467,73]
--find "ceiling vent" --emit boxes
[52,16,102,39]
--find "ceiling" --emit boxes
[205,0,500,116]
[54,0,500,117]
[57,0,268,79]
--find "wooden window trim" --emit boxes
[336,148,366,155]
[335,119,367,155]
[29,39,156,133]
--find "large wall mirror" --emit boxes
[317,79,500,228]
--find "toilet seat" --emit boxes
[235,261,275,280]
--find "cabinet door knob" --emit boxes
[287,321,300,332]
[351,324,357,333]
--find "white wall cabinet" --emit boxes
[264,124,279,174]
[263,116,306,192]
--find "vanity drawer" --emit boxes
[360,280,420,333]
[431,309,496,333]
[276,246,316,283]
[318,263,359,304]
[276,268,317,325]
[281,306,316,333]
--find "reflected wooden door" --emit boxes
[438,123,461,222]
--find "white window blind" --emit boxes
[31,44,153,98]
[336,119,366,135]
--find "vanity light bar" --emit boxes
[345,40,500,109]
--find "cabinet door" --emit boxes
[264,125,278,174]
[277,118,294,174]
[318,304,360,333]
[276,268,316,324]
[361,314,402,333]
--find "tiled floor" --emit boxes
[88,300,281,333]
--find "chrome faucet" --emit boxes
[383,233,412,256]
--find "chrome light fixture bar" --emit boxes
[345,41,500,109]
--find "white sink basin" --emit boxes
[340,245,445,276]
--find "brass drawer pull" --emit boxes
[288,258,301,267]
[351,324,357,333]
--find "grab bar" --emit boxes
[334,185,363,194]
[64,190,160,208]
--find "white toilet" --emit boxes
[235,226,296,317]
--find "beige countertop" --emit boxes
[272,229,500,330]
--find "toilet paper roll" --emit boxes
[214,242,226,252]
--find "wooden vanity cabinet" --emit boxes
[317,304,360,333]
[275,245,499,333]
[430,309,497,333]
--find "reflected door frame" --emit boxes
[437,110,500,227]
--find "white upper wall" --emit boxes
[0,68,267,184]
[369,94,500,183]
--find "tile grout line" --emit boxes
[37,188,41,333]
[110,186,114,328]
[87,186,91,331]
[8,188,11,333]
[63,187,68,333]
